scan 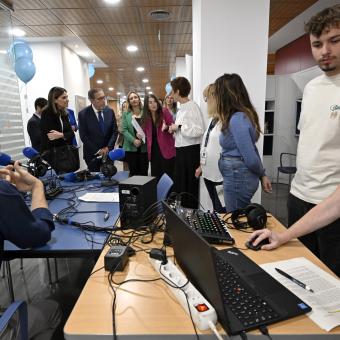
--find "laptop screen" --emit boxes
[163,202,231,331]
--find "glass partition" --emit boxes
[0,5,26,161]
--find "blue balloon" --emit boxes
[14,57,36,84]
[8,39,26,64]
[88,64,95,78]
[13,42,33,61]
[165,82,172,95]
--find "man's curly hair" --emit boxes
[305,5,340,37]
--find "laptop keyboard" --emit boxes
[216,256,280,328]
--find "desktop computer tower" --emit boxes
[119,176,157,229]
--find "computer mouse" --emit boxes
[245,236,270,251]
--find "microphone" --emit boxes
[100,154,118,187]
[22,146,39,159]
[22,147,50,177]
[64,172,77,182]
[0,152,28,168]
[108,148,125,161]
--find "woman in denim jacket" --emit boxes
[215,73,272,212]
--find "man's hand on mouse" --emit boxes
[247,229,284,250]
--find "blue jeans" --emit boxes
[218,156,259,212]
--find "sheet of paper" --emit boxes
[261,257,340,331]
[131,116,146,143]
[78,192,119,203]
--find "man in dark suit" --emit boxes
[78,88,118,171]
[27,97,47,152]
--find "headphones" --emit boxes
[230,203,267,230]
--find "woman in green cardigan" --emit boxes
[122,91,148,176]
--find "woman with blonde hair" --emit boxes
[215,73,271,212]
[122,91,148,176]
[195,84,225,212]
[163,94,177,119]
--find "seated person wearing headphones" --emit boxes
[248,185,340,276]
[0,161,61,339]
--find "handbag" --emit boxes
[49,144,80,174]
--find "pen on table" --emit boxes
[328,309,340,314]
[275,268,314,293]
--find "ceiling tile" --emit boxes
[88,45,121,55]
[143,22,179,35]
[67,24,107,36]
[80,35,113,45]
[13,0,45,10]
[105,23,143,36]
[40,0,92,8]
[31,24,75,37]
[51,9,101,24]
[12,10,62,25]
[111,35,146,47]
[95,7,140,24]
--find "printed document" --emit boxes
[261,257,340,331]
[79,192,119,203]
[131,116,146,143]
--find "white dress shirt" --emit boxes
[174,100,205,147]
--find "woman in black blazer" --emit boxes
[40,87,74,153]
[40,87,77,173]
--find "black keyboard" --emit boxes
[184,210,234,245]
[215,256,280,328]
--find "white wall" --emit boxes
[61,45,90,111]
[264,74,303,182]
[193,0,270,208]
[19,42,90,169]
[20,42,64,146]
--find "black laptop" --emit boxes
[163,202,311,336]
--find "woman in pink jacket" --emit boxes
[143,94,176,181]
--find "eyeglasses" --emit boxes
[95,96,106,101]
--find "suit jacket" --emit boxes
[122,111,147,153]
[78,105,118,161]
[27,113,42,152]
[144,108,176,160]
[40,108,74,153]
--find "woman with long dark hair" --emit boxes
[40,87,78,173]
[215,73,272,212]
[40,87,74,154]
[122,91,148,176]
[143,94,175,181]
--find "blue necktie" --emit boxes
[98,111,105,134]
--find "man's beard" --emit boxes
[319,61,337,73]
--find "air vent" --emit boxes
[149,9,171,21]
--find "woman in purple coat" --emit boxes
[143,94,176,181]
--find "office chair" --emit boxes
[157,173,174,201]
[0,300,28,340]
[276,153,297,196]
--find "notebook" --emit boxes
[163,202,312,336]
